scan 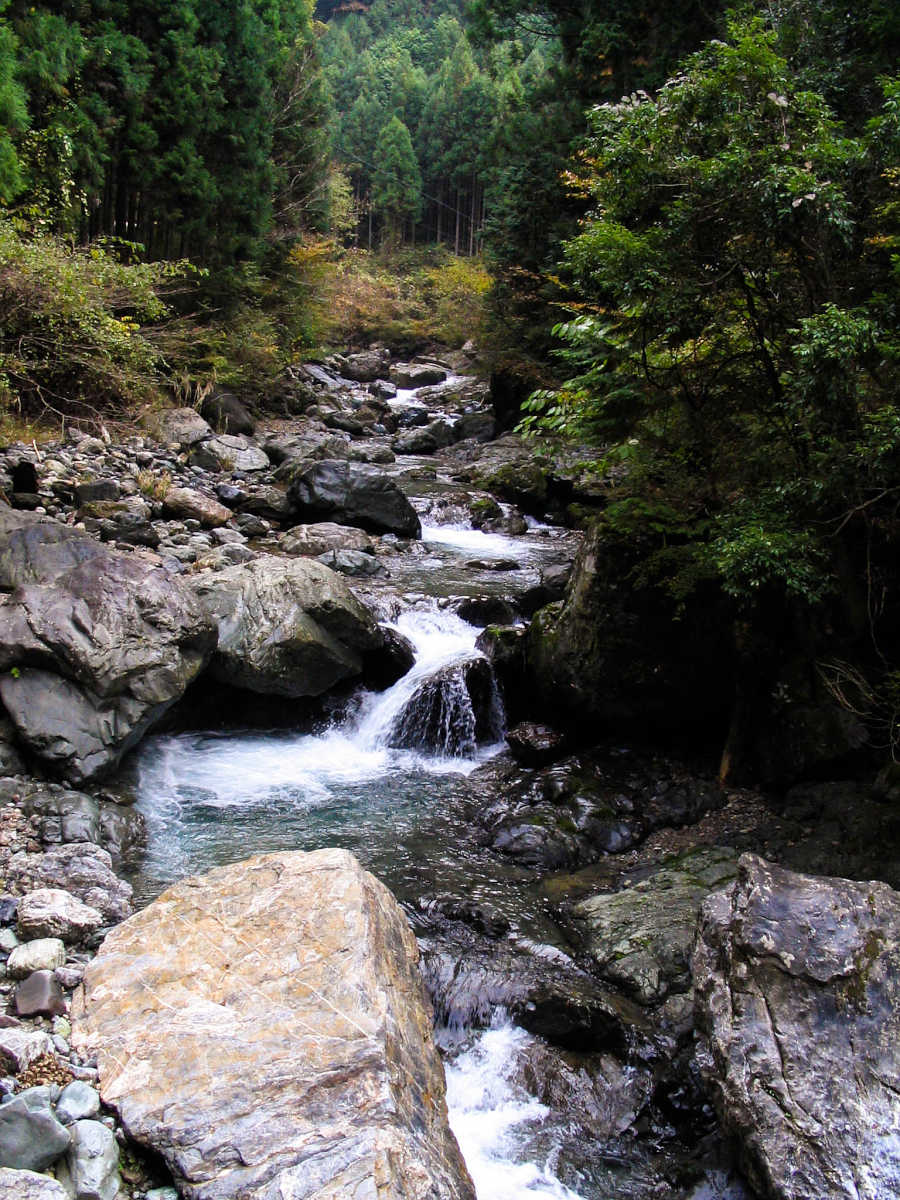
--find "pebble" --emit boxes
[55,1082,100,1125]
[6,940,66,980]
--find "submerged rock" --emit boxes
[694,854,900,1200]
[73,849,474,1200]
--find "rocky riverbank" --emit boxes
[0,346,898,1198]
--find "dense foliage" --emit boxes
[0,0,329,260]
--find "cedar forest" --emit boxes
[1,0,900,770]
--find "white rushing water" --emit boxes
[420,522,527,559]
[444,1020,587,1200]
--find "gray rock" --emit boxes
[287,460,421,538]
[694,854,900,1200]
[454,411,496,442]
[191,555,383,698]
[339,350,390,383]
[316,548,387,578]
[14,971,67,1018]
[200,392,255,436]
[390,363,447,389]
[73,481,119,506]
[17,889,103,944]
[0,1095,70,1171]
[0,509,216,783]
[5,844,132,924]
[0,1029,54,1073]
[190,435,268,474]
[55,1082,100,1125]
[162,487,232,528]
[0,1167,69,1199]
[15,785,144,862]
[278,522,374,557]
[59,1120,119,1200]
[393,428,438,455]
[574,847,739,1005]
[0,721,24,778]
[144,408,212,448]
[6,940,66,980]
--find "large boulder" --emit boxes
[144,407,212,448]
[390,362,447,389]
[287,460,421,537]
[190,435,268,474]
[190,555,384,697]
[72,849,475,1200]
[694,854,900,1200]
[0,508,216,783]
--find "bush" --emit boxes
[0,220,183,426]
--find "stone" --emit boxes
[0,1095,70,1171]
[162,488,232,528]
[393,428,439,455]
[14,971,67,1018]
[6,844,132,924]
[60,1120,119,1200]
[200,392,255,436]
[574,847,739,1005]
[144,408,212,448]
[190,435,268,474]
[0,509,216,783]
[287,460,421,538]
[278,521,374,557]
[15,785,145,863]
[316,548,387,577]
[73,849,474,1200]
[505,722,568,766]
[190,555,383,698]
[17,889,104,944]
[73,481,119,506]
[6,940,66,980]
[56,1082,100,1125]
[390,363,447,389]
[453,411,496,442]
[339,350,390,383]
[0,1029,54,1073]
[0,1167,69,1199]
[694,854,900,1200]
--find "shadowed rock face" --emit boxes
[72,849,475,1200]
[287,459,422,537]
[0,508,216,783]
[694,854,900,1200]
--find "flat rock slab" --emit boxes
[72,849,474,1200]
[694,854,900,1200]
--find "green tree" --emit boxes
[372,114,421,246]
[0,1,27,202]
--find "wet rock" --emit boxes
[0,1167,68,1199]
[388,656,501,757]
[5,844,133,924]
[513,1042,653,1142]
[190,555,383,698]
[287,459,421,538]
[200,392,255,436]
[479,460,548,513]
[6,941,66,980]
[0,722,24,778]
[363,627,415,691]
[0,509,216,783]
[190,435,268,474]
[694,854,900,1200]
[58,1119,119,1200]
[162,487,232,528]
[453,411,495,443]
[0,1029,54,1073]
[505,722,568,766]
[369,379,397,400]
[55,1082,100,1125]
[73,849,474,1200]
[17,889,103,944]
[394,404,429,428]
[144,408,212,449]
[0,1094,70,1171]
[390,363,447,389]
[14,971,67,1018]
[278,522,374,557]
[575,847,738,1006]
[454,596,517,628]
